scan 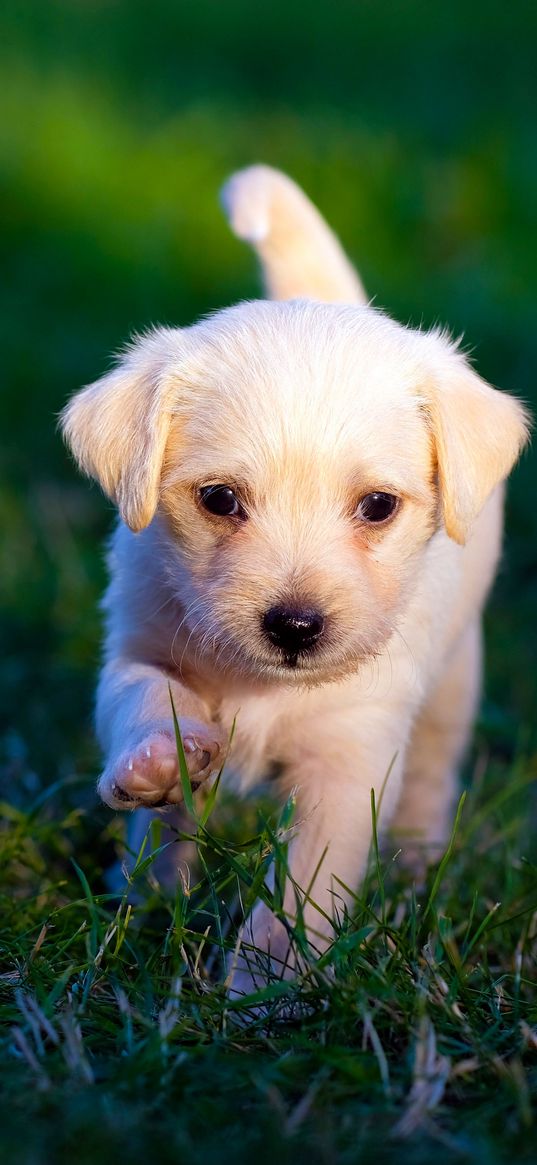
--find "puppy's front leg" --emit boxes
[230,714,407,996]
[96,658,223,810]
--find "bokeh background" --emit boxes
[1,0,536,798]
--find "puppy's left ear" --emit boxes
[425,353,530,544]
[61,328,187,532]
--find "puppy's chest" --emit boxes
[215,689,292,793]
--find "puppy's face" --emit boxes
[159,304,437,683]
[62,300,528,686]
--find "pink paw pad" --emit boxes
[100,727,221,810]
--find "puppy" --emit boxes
[62,165,529,990]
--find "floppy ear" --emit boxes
[61,328,187,532]
[425,355,530,545]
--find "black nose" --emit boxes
[262,605,325,655]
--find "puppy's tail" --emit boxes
[220,164,367,304]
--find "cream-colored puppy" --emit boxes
[62,165,529,988]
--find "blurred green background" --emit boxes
[1,0,536,792]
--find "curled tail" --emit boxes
[220,164,367,304]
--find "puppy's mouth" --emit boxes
[260,647,311,673]
[281,651,300,669]
[181,600,377,685]
[194,627,372,688]
[272,647,321,671]
[256,642,367,686]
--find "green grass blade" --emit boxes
[168,683,196,820]
[370,787,386,929]
[423,791,467,922]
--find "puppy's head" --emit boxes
[62,300,529,684]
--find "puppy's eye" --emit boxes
[199,484,246,519]
[356,492,399,523]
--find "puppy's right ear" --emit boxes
[61,328,186,532]
[423,349,530,545]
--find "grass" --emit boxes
[1,733,536,1165]
[1,1,536,1160]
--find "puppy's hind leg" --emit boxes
[390,619,482,873]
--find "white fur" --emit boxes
[61,165,529,993]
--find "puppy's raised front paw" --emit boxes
[98,720,223,810]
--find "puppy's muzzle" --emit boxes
[262,605,325,660]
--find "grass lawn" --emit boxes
[1,747,536,1164]
[1,2,536,1161]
